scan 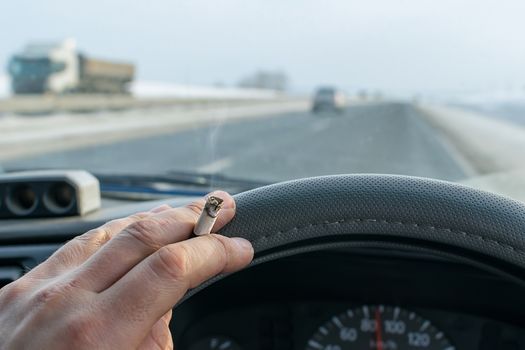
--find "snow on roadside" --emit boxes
[419,104,525,174]
[131,81,279,99]
[453,88,525,107]
[447,89,525,126]
[0,75,10,98]
[0,77,278,100]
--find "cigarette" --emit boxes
[193,195,224,236]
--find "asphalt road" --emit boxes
[4,102,470,183]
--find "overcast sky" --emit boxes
[2,0,525,95]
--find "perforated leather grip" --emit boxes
[219,175,525,269]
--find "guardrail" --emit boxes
[0,95,287,115]
[0,98,309,161]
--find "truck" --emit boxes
[7,39,135,95]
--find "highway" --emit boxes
[4,102,471,183]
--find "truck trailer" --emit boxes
[7,39,135,95]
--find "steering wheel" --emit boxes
[184,174,525,300]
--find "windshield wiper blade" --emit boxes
[167,169,269,188]
[95,171,269,188]
[94,171,269,198]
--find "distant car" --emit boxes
[311,87,346,113]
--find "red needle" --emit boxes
[375,309,383,350]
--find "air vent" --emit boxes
[0,170,101,219]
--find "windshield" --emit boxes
[9,58,52,77]
[1,1,525,197]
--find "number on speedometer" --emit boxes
[305,305,454,350]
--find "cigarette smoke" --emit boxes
[205,104,229,190]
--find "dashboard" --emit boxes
[179,303,524,350]
[172,249,525,350]
[2,242,525,350]
[1,186,525,350]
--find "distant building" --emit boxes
[238,70,288,91]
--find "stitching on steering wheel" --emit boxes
[255,218,523,254]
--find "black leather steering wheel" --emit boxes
[184,174,525,300]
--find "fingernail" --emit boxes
[232,237,253,251]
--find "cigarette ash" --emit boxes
[204,196,223,218]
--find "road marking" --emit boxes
[197,157,233,173]
[347,309,354,318]
[310,119,330,133]
[319,326,329,335]
[420,320,430,331]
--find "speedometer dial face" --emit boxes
[189,336,242,350]
[305,305,455,350]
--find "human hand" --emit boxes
[0,191,253,349]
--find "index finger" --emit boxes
[70,191,236,292]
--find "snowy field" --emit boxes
[0,75,279,100]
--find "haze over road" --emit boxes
[4,103,470,183]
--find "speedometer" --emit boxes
[305,305,454,350]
